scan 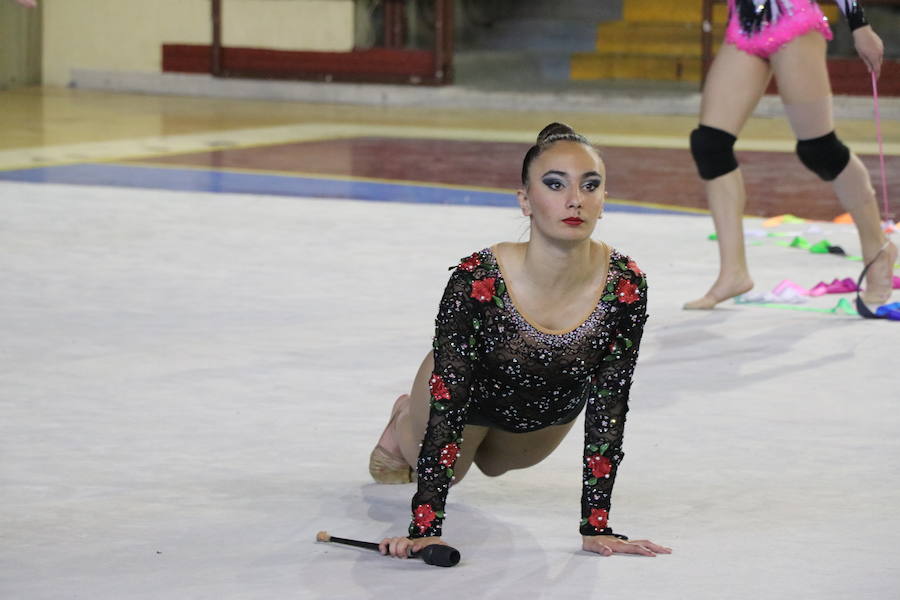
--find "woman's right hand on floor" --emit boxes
[582,535,672,557]
[378,536,446,559]
[853,25,883,78]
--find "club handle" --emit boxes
[328,535,380,552]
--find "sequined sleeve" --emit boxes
[579,266,648,536]
[407,258,491,539]
[835,0,868,31]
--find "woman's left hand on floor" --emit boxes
[582,535,672,557]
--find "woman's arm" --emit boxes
[580,261,647,537]
[835,1,883,76]
[579,261,670,556]
[835,0,869,32]
[852,26,883,78]
[406,256,489,539]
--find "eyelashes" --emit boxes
[541,177,603,192]
[542,177,565,190]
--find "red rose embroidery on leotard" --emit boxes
[615,278,640,304]
[470,277,496,303]
[587,454,612,479]
[413,504,437,534]
[588,508,609,531]
[439,443,460,468]
[429,374,450,401]
[627,260,644,277]
[459,253,481,272]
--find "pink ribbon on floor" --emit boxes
[768,278,861,298]
[808,278,859,296]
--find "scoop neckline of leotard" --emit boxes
[487,243,615,336]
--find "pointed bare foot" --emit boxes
[861,240,898,306]
[369,394,413,484]
[683,276,754,310]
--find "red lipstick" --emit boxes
[562,217,584,226]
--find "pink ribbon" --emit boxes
[872,71,890,220]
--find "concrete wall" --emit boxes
[42,0,355,86]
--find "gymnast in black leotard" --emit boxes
[370,123,670,560]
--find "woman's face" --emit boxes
[518,141,606,242]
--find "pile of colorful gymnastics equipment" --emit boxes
[710,213,899,320]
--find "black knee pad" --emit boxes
[796,131,850,181]
[690,125,739,180]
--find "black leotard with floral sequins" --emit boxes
[408,247,648,539]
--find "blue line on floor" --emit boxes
[0,163,690,215]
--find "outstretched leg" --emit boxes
[771,31,896,305]
[684,43,772,310]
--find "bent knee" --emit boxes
[690,124,739,180]
[448,461,474,486]
[473,457,508,478]
[796,131,850,181]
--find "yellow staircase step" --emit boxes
[623,0,726,23]
[570,53,702,82]
[596,21,724,56]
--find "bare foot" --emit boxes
[369,395,413,484]
[861,240,898,306]
[683,275,754,310]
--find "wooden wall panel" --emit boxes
[0,1,41,90]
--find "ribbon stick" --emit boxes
[871,71,891,222]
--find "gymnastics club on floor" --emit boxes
[316,531,461,567]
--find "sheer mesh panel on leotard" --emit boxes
[408,248,649,539]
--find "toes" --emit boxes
[684,295,718,310]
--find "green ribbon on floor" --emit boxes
[741,297,858,315]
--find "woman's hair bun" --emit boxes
[520,122,595,185]
[536,122,577,144]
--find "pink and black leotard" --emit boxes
[725,0,869,58]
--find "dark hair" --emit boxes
[520,122,594,185]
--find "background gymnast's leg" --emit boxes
[771,31,897,305]
[684,43,772,310]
